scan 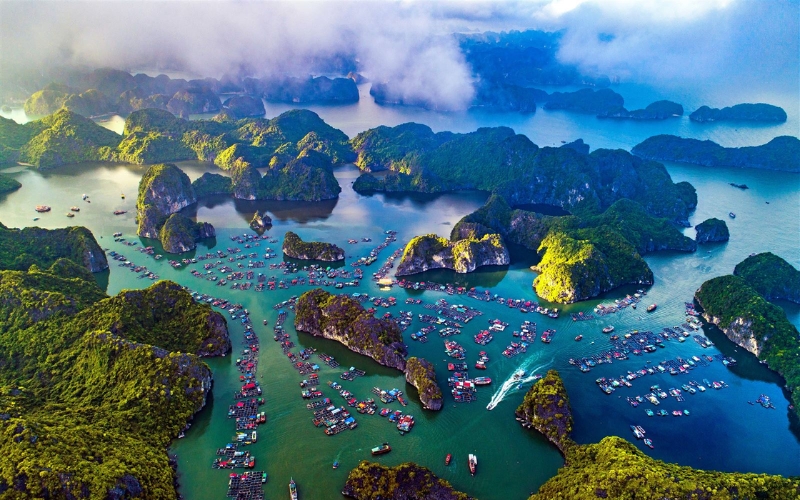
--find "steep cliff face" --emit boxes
[249,210,272,233]
[282,231,345,261]
[694,274,800,416]
[694,218,730,244]
[294,289,407,371]
[159,213,216,254]
[136,163,197,238]
[396,233,509,276]
[515,369,575,456]
[404,357,443,411]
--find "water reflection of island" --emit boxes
[189,195,339,224]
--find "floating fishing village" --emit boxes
[92,212,780,500]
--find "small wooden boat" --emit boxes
[65,212,75,218]
[646,304,657,312]
[289,478,298,500]
[70,206,80,212]
[113,210,127,215]
[468,454,477,476]
[602,325,614,333]
[729,212,736,219]
[575,335,583,341]
[35,205,51,213]
[445,453,452,465]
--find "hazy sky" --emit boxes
[1,0,797,110]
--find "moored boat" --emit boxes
[70,206,80,212]
[468,454,477,476]
[35,205,51,213]
[602,325,614,333]
[445,453,452,465]
[646,304,657,312]
[289,478,298,500]
[644,438,654,449]
[575,335,583,341]
[371,442,391,456]
[473,377,492,385]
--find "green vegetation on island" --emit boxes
[395,232,509,276]
[5,109,122,169]
[294,288,407,370]
[404,357,443,411]
[136,163,198,238]
[598,100,684,120]
[694,217,730,244]
[342,461,473,500]
[632,134,800,172]
[351,124,697,225]
[543,88,624,114]
[733,252,800,303]
[0,222,108,272]
[516,369,575,455]
[695,274,800,415]
[159,213,216,254]
[191,172,233,197]
[513,371,800,499]
[0,233,226,497]
[452,195,695,303]
[690,103,788,123]
[530,436,799,499]
[0,173,21,194]
[282,231,345,261]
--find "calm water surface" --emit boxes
[0,83,798,499]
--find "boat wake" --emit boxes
[486,354,553,411]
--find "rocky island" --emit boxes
[694,217,730,243]
[294,288,407,370]
[515,369,575,455]
[351,125,697,226]
[543,88,624,114]
[0,173,21,194]
[136,163,216,253]
[249,210,272,233]
[282,231,345,261]
[0,224,226,498]
[597,100,683,120]
[695,273,800,415]
[514,371,799,499]
[452,195,695,303]
[342,461,473,500]
[404,357,443,411]
[733,252,800,303]
[221,95,265,119]
[632,134,800,172]
[395,232,509,276]
[690,103,787,123]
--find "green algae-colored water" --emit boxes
[1,90,798,499]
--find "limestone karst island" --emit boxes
[0,1,798,499]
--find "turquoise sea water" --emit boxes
[0,83,798,499]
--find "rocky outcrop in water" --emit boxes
[396,233,509,276]
[632,135,800,173]
[342,461,473,500]
[690,103,787,123]
[515,369,575,456]
[249,211,272,233]
[404,357,443,411]
[597,100,683,120]
[295,289,407,371]
[159,213,216,254]
[136,163,197,238]
[694,218,730,244]
[283,231,345,261]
